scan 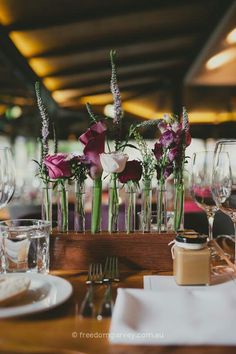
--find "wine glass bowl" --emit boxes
[190,151,218,241]
[212,140,236,264]
[0,147,15,209]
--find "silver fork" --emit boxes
[80,263,103,317]
[97,256,119,319]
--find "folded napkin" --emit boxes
[110,275,236,345]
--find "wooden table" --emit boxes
[0,233,235,354]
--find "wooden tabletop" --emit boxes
[0,268,236,354]
[0,233,235,354]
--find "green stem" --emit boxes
[61,182,68,232]
[157,181,164,232]
[91,178,102,234]
[44,183,51,221]
[75,182,85,232]
[126,181,135,234]
[108,173,119,233]
[174,181,184,231]
[142,179,152,232]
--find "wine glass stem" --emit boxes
[234,222,236,265]
[207,213,214,241]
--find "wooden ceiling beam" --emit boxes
[41,46,193,79]
[2,0,208,32]
[44,56,186,85]
[0,24,58,108]
[28,26,205,60]
[56,78,173,105]
[46,58,185,91]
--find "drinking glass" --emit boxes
[0,219,50,273]
[190,151,218,241]
[0,147,15,208]
[212,140,236,263]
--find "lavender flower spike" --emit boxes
[35,82,50,158]
[182,106,189,131]
[110,50,123,124]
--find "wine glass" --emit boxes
[0,147,15,273]
[190,151,219,241]
[212,140,236,263]
[0,147,15,208]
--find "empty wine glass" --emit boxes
[190,151,218,241]
[0,147,15,273]
[0,147,15,208]
[212,140,236,263]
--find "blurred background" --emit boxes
[0,0,235,233]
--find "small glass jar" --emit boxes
[173,233,210,285]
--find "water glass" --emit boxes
[0,219,50,274]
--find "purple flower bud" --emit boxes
[163,164,173,179]
[153,142,163,160]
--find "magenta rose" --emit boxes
[118,160,142,183]
[153,142,163,160]
[44,153,72,179]
[79,121,107,179]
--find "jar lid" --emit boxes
[176,233,207,244]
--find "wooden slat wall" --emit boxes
[50,232,175,271]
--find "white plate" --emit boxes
[0,273,73,318]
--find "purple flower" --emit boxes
[110,51,123,125]
[44,153,72,179]
[160,129,176,148]
[163,164,174,179]
[153,142,163,160]
[158,121,168,133]
[118,160,142,183]
[168,147,179,162]
[79,121,107,179]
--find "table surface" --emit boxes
[0,269,236,354]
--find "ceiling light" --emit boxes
[52,90,82,103]
[122,102,165,120]
[104,104,115,118]
[5,106,22,119]
[226,28,236,44]
[80,94,113,105]
[206,48,236,70]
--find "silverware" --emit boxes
[97,256,119,319]
[80,263,103,317]
[103,256,120,283]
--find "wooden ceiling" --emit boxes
[0,0,235,138]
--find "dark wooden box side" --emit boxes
[50,232,175,271]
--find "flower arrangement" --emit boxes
[79,50,130,233]
[34,82,55,224]
[153,109,191,231]
[35,51,192,235]
[129,124,156,232]
[35,83,88,232]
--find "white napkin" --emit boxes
[110,275,236,345]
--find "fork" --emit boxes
[79,263,103,317]
[97,256,119,319]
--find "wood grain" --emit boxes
[0,270,235,354]
[50,232,175,271]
